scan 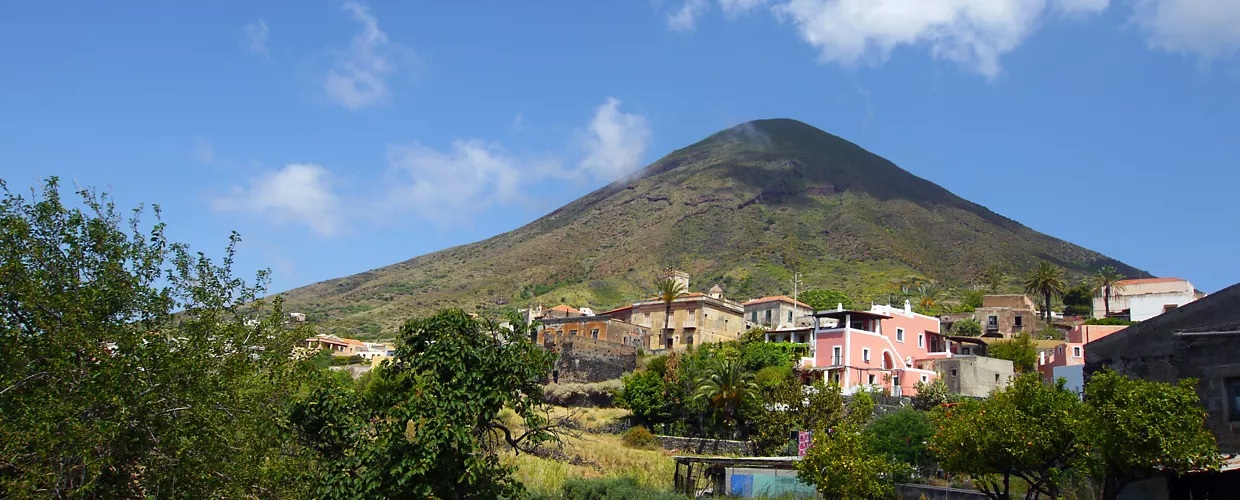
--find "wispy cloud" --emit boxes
[324,2,417,110]
[190,137,214,164]
[578,98,652,180]
[1131,0,1240,61]
[242,19,269,56]
[211,164,344,237]
[668,0,712,31]
[382,140,530,227]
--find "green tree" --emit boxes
[1024,261,1067,323]
[797,289,852,311]
[950,318,983,337]
[692,357,758,431]
[740,341,803,372]
[930,374,1086,500]
[1062,283,1094,317]
[289,310,564,498]
[961,289,985,311]
[916,282,940,312]
[1082,370,1222,500]
[798,392,894,499]
[986,332,1039,373]
[0,178,312,497]
[752,380,845,456]
[912,377,958,411]
[618,369,671,424]
[982,264,1007,294]
[1092,266,1127,317]
[654,276,687,348]
[865,407,936,476]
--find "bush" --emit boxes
[755,365,793,388]
[949,318,982,337]
[622,425,659,450]
[557,477,685,500]
[542,380,623,407]
[330,354,365,366]
[1083,317,1137,326]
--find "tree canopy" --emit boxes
[1023,261,1067,322]
[987,332,1039,373]
[797,289,852,311]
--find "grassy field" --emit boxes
[503,431,677,495]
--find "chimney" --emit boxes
[837,303,844,311]
[904,300,912,314]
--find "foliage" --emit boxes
[797,289,852,311]
[288,310,561,499]
[1024,261,1067,322]
[554,477,685,500]
[751,380,845,456]
[797,391,894,500]
[622,425,660,450]
[864,407,936,476]
[619,370,672,424]
[691,357,758,430]
[950,318,983,337]
[654,277,686,341]
[0,178,313,498]
[961,289,985,311]
[916,282,941,312]
[1082,317,1136,326]
[1092,266,1126,317]
[329,353,366,365]
[542,379,624,407]
[740,341,804,372]
[1081,370,1222,500]
[1035,325,1063,340]
[1062,284,1094,317]
[913,378,958,410]
[982,264,1007,294]
[755,365,794,388]
[987,332,1039,373]
[739,325,766,344]
[930,374,1086,500]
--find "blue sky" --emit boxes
[2,0,1238,294]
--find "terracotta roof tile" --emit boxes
[1115,277,1185,286]
[743,295,812,309]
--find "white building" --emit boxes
[1092,277,1200,322]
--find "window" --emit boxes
[921,375,928,383]
[1058,346,1064,354]
[862,348,871,362]
[765,310,772,323]
[988,316,998,327]
[568,329,577,337]
[868,374,876,385]
[1072,346,1082,358]
[995,373,1001,383]
[1227,378,1240,421]
[788,310,793,323]
[962,347,972,355]
[1164,304,1179,313]
[591,328,600,340]
[896,328,905,342]
[918,333,925,348]
[1014,315,1023,327]
[752,311,758,322]
[951,369,958,377]
[686,335,694,346]
[832,346,842,365]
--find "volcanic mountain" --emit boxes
[277,119,1141,337]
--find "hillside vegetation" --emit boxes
[277,119,1142,338]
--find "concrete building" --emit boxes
[932,356,1015,398]
[1092,277,1200,322]
[1036,324,1127,387]
[802,302,946,396]
[942,295,1041,338]
[743,296,814,330]
[302,334,366,356]
[1085,281,1240,455]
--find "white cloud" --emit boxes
[1131,0,1240,60]
[578,98,652,180]
[324,2,415,110]
[1053,0,1110,14]
[211,164,343,236]
[190,137,214,164]
[242,19,269,56]
[384,140,527,226]
[719,0,771,16]
[668,0,712,31]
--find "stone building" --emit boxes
[1085,281,1240,456]
[942,294,1041,338]
[536,315,646,348]
[623,270,745,351]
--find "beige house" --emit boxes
[614,270,744,350]
[943,294,1041,338]
[743,295,815,330]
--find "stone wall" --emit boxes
[895,484,989,500]
[934,356,1014,398]
[549,337,637,383]
[656,436,756,456]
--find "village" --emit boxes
[299,267,1240,499]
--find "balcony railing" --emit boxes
[831,355,843,366]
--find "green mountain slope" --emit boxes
[277,119,1142,337]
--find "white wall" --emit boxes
[1125,292,1196,322]
[1053,365,1085,397]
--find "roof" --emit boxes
[1115,277,1186,286]
[813,309,892,321]
[743,295,811,309]
[547,304,583,315]
[600,305,632,315]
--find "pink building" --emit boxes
[1038,324,1129,382]
[803,302,946,396]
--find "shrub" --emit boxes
[1083,317,1137,326]
[330,354,365,366]
[755,365,793,388]
[622,425,659,449]
[557,477,685,500]
[542,379,623,407]
[949,318,982,337]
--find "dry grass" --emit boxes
[504,431,676,495]
[547,405,632,431]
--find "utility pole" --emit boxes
[792,272,803,304]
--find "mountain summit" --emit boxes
[280,119,1140,336]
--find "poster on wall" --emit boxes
[797,431,812,457]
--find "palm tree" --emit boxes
[916,282,939,311]
[692,358,758,430]
[1024,261,1067,323]
[1092,266,1126,316]
[654,276,686,348]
